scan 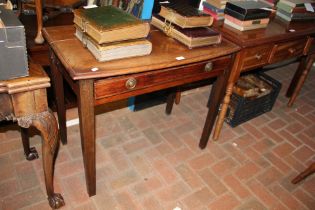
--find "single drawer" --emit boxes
[241,45,273,71]
[94,56,231,103]
[269,38,307,64]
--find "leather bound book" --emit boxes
[151,14,221,48]
[225,1,272,20]
[73,6,150,44]
[75,26,152,62]
[158,1,213,28]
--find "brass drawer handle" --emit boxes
[255,54,262,60]
[288,48,296,54]
[204,62,213,72]
[125,78,137,90]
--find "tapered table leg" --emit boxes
[287,55,315,107]
[49,50,67,145]
[18,110,65,209]
[78,80,96,196]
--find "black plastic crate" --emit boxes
[225,72,282,127]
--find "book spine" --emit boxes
[225,14,269,26]
[276,10,292,21]
[203,7,224,20]
[202,1,225,13]
[278,0,296,7]
[277,1,294,13]
[141,0,154,20]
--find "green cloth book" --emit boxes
[73,6,150,44]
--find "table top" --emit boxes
[0,63,50,94]
[43,25,240,80]
[215,17,315,48]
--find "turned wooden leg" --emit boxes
[212,52,242,141]
[287,55,315,107]
[18,110,65,209]
[165,90,176,115]
[78,80,96,196]
[292,162,315,184]
[34,0,44,44]
[21,128,39,161]
[49,50,67,145]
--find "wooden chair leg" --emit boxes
[291,162,315,184]
[20,127,39,161]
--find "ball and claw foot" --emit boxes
[48,193,65,209]
[25,147,39,161]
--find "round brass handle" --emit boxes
[288,48,296,54]
[255,54,262,60]
[204,62,213,72]
[125,78,137,90]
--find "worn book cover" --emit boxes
[73,6,150,44]
[225,14,270,26]
[158,1,213,28]
[225,1,272,20]
[151,14,221,48]
[75,26,152,62]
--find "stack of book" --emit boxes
[224,0,272,31]
[276,0,315,21]
[151,1,221,48]
[73,6,152,62]
[202,0,227,20]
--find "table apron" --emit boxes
[94,55,232,105]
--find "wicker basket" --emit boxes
[225,73,281,127]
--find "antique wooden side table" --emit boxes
[0,63,64,209]
[206,18,315,144]
[43,25,240,196]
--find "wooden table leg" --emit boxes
[21,128,39,161]
[165,90,176,115]
[199,54,236,148]
[78,80,96,196]
[287,54,315,107]
[286,57,306,98]
[34,0,44,44]
[212,52,243,141]
[199,73,227,148]
[291,162,315,184]
[49,50,67,145]
[18,110,65,209]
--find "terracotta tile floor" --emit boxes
[0,62,314,210]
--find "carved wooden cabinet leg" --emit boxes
[21,128,39,161]
[18,110,65,209]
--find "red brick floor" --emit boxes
[0,63,314,209]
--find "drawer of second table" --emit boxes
[269,38,307,64]
[241,45,273,71]
[94,56,231,100]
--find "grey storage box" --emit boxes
[0,6,28,80]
